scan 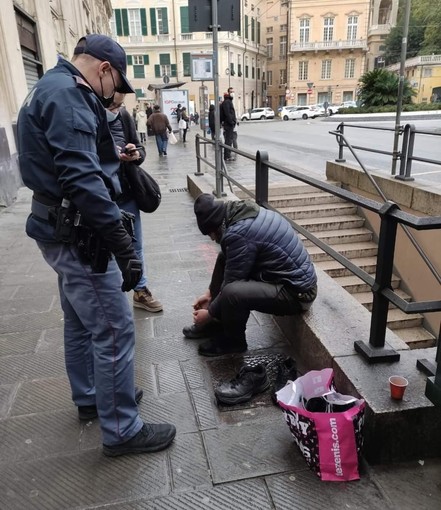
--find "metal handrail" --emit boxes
[330,125,441,286]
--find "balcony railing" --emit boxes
[180,33,193,41]
[368,24,391,35]
[290,39,368,52]
[128,35,144,44]
[157,34,170,42]
[387,54,441,72]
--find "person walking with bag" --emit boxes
[147,105,172,156]
[179,106,190,143]
[107,93,163,312]
[17,33,175,456]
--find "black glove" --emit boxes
[99,221,143,292]
[115,257,143,292]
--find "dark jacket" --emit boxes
[208,105,215,133]
[17,58,128,247]
[109,108,146,204]
[147,112,172,135]
[208,201,317,317]
[220,95,236,127]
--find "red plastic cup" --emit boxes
[389,375,408,400]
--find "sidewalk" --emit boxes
[0,132,440,509]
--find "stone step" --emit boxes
[315,256,377,277]
[308,241,378,262]
[386,308,424,330]
[269,192,345,208]
[391,327,437,349]
[301,227,373,247]
[353,288,412,310]
[235,183,321,198]
[334,274,401,293]
[295,214,365,232]
[280,202,357,220]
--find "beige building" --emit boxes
[110,1,266,117]
[263,0,398,109]
[0,0,113,206]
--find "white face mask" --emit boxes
[230,93,235,99]
[106,110,119,122]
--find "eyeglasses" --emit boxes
[109,68,126,94]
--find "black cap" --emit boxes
[194,194,226,235]
[73,34,134,94]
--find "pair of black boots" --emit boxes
[215,357,298,406]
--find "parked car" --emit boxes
[313,103,341,116]
[280,105,317,120]
[340,100,358,109]
[241,107,275,121]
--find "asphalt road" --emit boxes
[236,117,441,185]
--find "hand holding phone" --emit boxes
[123,145,143,155]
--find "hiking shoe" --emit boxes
[215,365,270,405]
[103,422,176,457]
[271,357,298,404]
[133,287,163,312]
[198,337,247,357]
[78,387,144,421]
[182,321,223,339]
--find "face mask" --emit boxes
[98,71,117,108]
[230,93,235,99]
[106,110,119,122]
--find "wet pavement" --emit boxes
[0,130,440,509]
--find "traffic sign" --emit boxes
[307,89,313,94]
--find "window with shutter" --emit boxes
[180,6,189,33]
[183,53,191,76]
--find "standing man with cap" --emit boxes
[220,89,237,162]
[17,34,176,456]
[183,194,318,356]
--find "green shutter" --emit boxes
[135,88,143,98]
[122,9,129,36]
[171,64,177,77]
[238,63,242,77]
[160,54,170,65]
[155,64,161,77]
[133,65,145,78]
[245,15,249,39]
[150,8,157,35]
[127,55,133,65]
[252,67,255,79]
[162,8,169,34]
[251,18,255,42]
[230,62,235,75]
[143,55,149,65]
[257,68,260,80]
[183,53,191,76]
[245,65,249,78]
[115,10,123,36]
[257,22,261,44]
[180,6,189,33]
[140,8,148,35]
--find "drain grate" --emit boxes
[169,187,188,193]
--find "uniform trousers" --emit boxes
[37,241,143,445]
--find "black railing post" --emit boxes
[396,124,415,182]
[194,135,204,176]
[255,150,269,206]
[354,201,401,363]
[335,123,346,163]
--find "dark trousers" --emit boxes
[223,125,234,159]
[208,253,311,346]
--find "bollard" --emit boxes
[255,150,269,206]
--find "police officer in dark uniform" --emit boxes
[17,34,175,457]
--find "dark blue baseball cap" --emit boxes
[73,34,135,94]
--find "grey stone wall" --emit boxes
[0,126,22,207]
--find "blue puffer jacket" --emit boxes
[221,205,316,289]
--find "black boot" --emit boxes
[182,321,223,339]
[270,357,298,404]
[198,337,247,357]
[215,365,269,405]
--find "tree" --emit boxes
[358,69,415,107]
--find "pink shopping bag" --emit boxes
[276,368,365,482]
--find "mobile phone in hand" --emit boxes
[123,145,143,155]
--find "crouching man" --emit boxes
[183,194,318,356]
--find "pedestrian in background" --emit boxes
[147,104,173,156]
[220,89,237,161]
[179,106,190,143]
[208,104,215,140]
[17,33,175,456]
[107,93,163,313]
[136,108,147,143]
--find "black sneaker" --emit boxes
[270,357,298,404]
[182,321,223,339]
[78,387,144,421]
[215,365,269,405]
[198,337,247,357]
[103,422,176,457]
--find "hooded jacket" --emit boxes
[208,201,317,318]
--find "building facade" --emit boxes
[0,0,113,206]
[110,0,266,118]
[263,0,398,109]
[388,54,441,103]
